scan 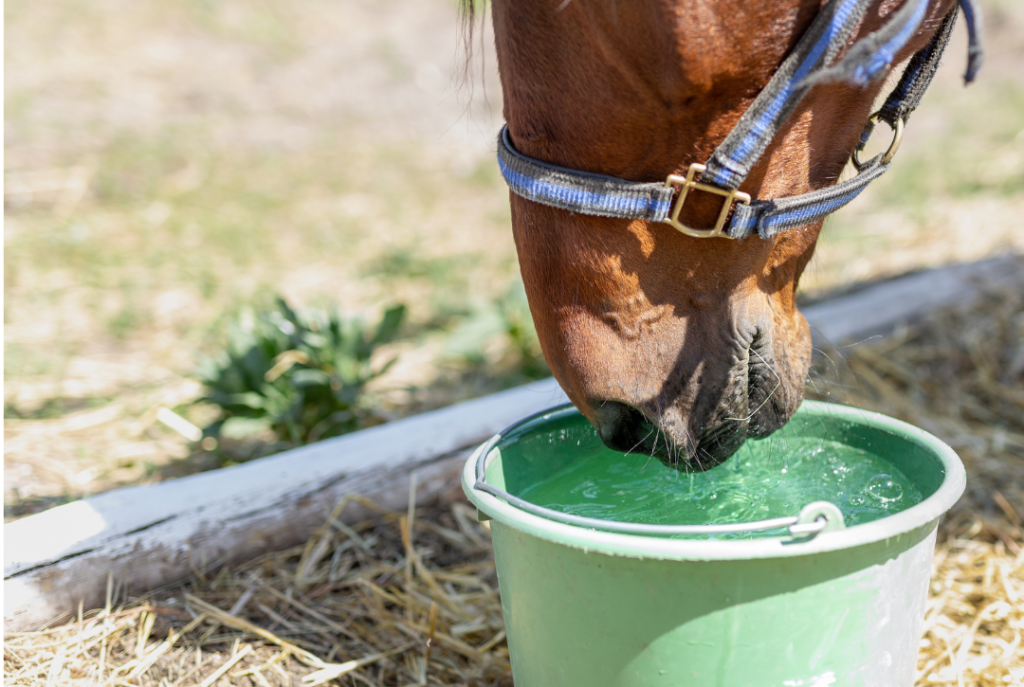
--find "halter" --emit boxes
[497,0,983,240]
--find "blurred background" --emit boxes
[5,0,1023,520]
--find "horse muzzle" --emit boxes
[583,324,808,472]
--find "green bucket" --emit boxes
[462,400,965,687]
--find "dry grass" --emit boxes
[6,265,1024,686]
[809,261,1024,527]
[918,514,1023,686]
[4,492,511,686]
[3,495,1019,686]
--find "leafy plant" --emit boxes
[195,297,406,448]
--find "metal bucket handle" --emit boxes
[472,413,846,539]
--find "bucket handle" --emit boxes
[474,433,845,539]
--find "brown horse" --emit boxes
[468,0,978,471]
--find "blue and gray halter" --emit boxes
[497,0,983,240]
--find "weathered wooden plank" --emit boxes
[4,378,569,631]
[802,255,1019,345]
[5,256,1019,631]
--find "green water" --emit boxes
[510,417,924,539]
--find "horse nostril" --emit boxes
[588,400,657,454]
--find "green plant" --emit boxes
[195,297,406,447]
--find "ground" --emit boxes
[3,0,1024,683]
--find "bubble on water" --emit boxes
[865,474,904,504]
[848,494,865,506]
[823,463,853,484]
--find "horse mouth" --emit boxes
[592,411,759,473]
[593,402,748,473]
[590,333,792,472]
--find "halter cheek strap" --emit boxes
[496,0,983,240]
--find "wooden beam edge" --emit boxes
[4,378,569,631]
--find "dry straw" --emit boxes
[5,262,1022,686]
[5,490,511,686]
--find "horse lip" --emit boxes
[650,342,758,472]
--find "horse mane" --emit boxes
[456,0,481,88]
[456,0,487,100]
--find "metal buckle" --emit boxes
[663,163,752,239]
[852,112,904,170]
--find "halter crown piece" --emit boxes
[497,0,984,240]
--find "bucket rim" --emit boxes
[461,400,965,561]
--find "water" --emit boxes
[510,417,924,539]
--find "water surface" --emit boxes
[512,419,924,539]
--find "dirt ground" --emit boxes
[5,0,514,513]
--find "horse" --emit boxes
[464,0,982,471]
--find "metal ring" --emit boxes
[852,113,904,170]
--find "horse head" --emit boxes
[478,0,977,470]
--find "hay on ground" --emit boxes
[5,492,511,686]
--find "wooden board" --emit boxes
[4,379,569,631]
[802,255,1019,345]
[5,255,1019,631]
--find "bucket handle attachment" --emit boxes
[474,440,846,539]
[789,501,846,536]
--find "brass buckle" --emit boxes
[663,163,752,239]
[852,112,904,171]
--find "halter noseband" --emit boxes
[497,0,983,240]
